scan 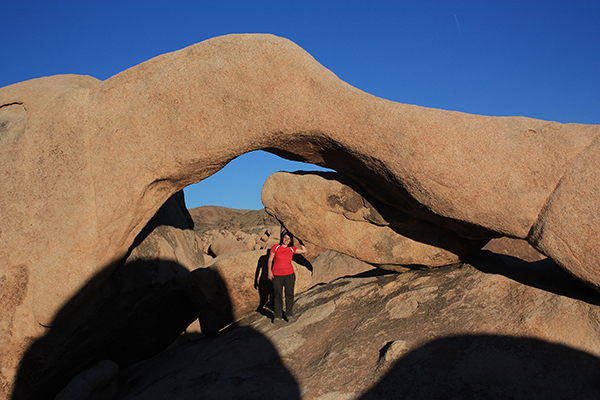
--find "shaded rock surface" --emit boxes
[115,252,600,399]
[482,236,547,263]
[262,171,488,270]
[11,192,201,400]
[1,33,599,397]
[54,359,119,400]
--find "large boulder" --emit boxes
[115,253,600,399]
[1,33,599,397]
[208,237,250,257]
[262,171,488,270]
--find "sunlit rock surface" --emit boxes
[262,171,488,270]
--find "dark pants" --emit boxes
[272,273,296,319]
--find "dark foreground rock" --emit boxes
[115,252,600,400]
[12,192,200,400]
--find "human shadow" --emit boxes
[254,250,274,317]
[360,334,600,399]
[292,253,313,275]
[469,250,600,306]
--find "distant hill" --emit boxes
[189,206,280,236]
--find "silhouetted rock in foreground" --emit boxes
[116,252,600,399]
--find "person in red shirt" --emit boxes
[268,232,307,322]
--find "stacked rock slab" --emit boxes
[262,171,488,270]
[0,33,599,398]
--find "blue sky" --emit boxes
[2,1,598,210]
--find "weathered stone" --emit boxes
[483,236,546,263]
[310,250,376,285]
[208,237,250,257]
[115,253,600,399]
[10,192,200,400]
[1,33,599,397]
[262,171,488,270]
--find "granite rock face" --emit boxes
[115,253,600,399]
[10,192,201,400]
[262,171,488,270]
[1,33,599,397]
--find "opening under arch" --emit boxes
[183,150,333,210]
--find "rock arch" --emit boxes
[1,33,599,396]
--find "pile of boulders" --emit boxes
[188,206,287,264]
[198,225,282,260]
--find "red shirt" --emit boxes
[271,244,297,276]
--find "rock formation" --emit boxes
[115,253,600,399]
[262,171,488,270]
[1,33,599,397]
[190,206,283,255]
[9,192,201,400]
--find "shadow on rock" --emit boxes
[361,334,600,400]
[116,325,301,400]
[292,253,313,275]
[470,250,600,306]
[11,259,197,400]
[254,250,274,316]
